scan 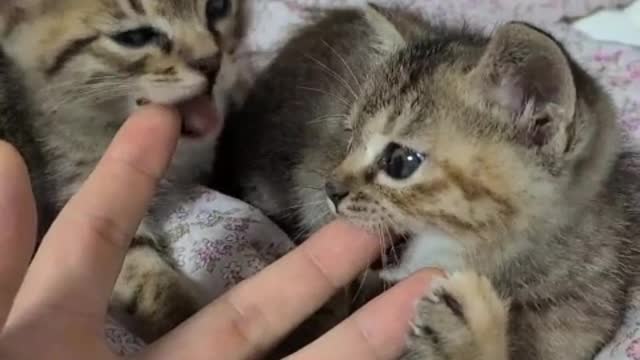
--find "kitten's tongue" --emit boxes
[178,95,219,138]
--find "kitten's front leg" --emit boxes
[110,240,203,342]
[402,272,509,360]
[109,181,210,341]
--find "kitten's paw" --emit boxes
[110,245,203,342]
[402,272,509,360]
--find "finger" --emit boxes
[0,142,37,327]
[12,105,180,321]
[141,221,380,360]
[290,269,444,360]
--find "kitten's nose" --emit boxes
[189,53,222,85]
[325,180,350,208]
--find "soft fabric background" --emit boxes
[105,1,640,359]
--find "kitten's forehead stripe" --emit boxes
[360,43,447,136]
[46,35,100,77]
[88,46,148,75]
[400,110,430,138]
[440,161,516,217]
[128,0,146,15]
[155,0,198,19]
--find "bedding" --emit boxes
[105,1,640,358]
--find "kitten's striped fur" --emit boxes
[0,0,246,341]
[217,4,640,359]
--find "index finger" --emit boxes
[290,270,443,360]
[0,142,37,327]
[142,221,381,360]
[11,106,180,321]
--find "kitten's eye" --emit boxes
[111,27,160,47]
[382,143,426,180]
[206,0,231,20]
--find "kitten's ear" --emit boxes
[469,22,576,151]
[364,3,406,53]
[0,0,42,36]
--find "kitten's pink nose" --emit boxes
[189,53,222,85]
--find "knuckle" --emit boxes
[223,294,272,355]
[351,317,383,360]
[78,211,131,249]
[299,247,340,294]
[107,151,163,187]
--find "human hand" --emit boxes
[0,105,442,360]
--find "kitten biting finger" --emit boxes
[0,0,247,341]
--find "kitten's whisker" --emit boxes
[304,54,358,101]
[276,199,327,221]
[297,186,323,191]
[39,82,120,100]
[321,39,363,92]
[293,209,330,240]
[306,114,349,126]
[44,84,131,113]
[40,76,129,95]
[375,223,388,270]
[296,86,350,107]
[278,200,326,212]
[309,210,330,229]
[351,268,370,305]
[382,222,399,265]
[299,168,330,178]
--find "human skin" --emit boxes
[0,105,441,360]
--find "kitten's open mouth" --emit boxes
[137,94,219,139]
[177,95,219,139]
[370,234,410,270]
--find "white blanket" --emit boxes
[106,1,640,359]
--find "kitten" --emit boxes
[217,4,640,359]
[0,0,246,341]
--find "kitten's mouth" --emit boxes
[137,95,220,139]
[370,234,410,270]
[177,95,220,139]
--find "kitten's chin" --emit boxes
[377,228,465,283]
[369,234,409,271]
[135,94,222,141]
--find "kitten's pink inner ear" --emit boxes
[468,23,576,119]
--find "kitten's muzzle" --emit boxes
[173,53,223,139]
[325,180,350,208]
[188,53,222,93]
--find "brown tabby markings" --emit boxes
[440,161,516,217]
[218,5,640,358]
[46,35,100,76]
[1,0,247,344]
[128,0,146,15]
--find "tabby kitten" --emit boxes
[0,0,245,341]
[217,4,640,359]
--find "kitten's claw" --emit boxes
[402,272,510,360]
